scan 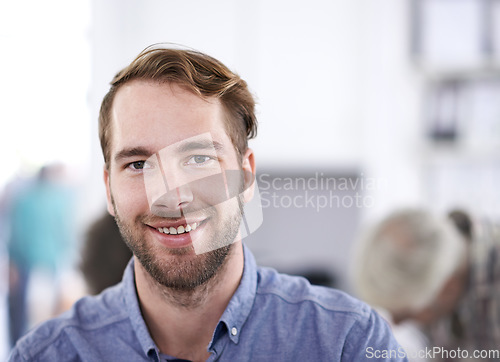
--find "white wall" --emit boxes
[359,0,424,224]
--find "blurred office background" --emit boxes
[1,0,500,358]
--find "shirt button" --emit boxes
[231,327,238,336]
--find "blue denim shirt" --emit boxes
[9,245,407,361]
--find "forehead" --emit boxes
[110,80,232,156]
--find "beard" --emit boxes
[112,196,243,293]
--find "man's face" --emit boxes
[104,80,254,290]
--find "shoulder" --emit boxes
[256,265,371,318]
[9,284,129,361]
[252,267,406,360]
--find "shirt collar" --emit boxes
[122,244,258,356]
[212,244,258,345]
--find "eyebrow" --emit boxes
[175,140,224,154]
[113,140,225,163]
[114,146,154,163]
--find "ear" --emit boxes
[241,148,256,203]
[104,166,115,216]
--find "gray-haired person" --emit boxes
[354,209,500,361]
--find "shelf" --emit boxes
[421,140,500,165]
[413,61,500,81]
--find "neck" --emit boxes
[135,242,244,360]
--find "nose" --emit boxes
[150,184,193,217]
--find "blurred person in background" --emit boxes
[7,163,76,347]
[80,211,132,295]
[354,208,500,361]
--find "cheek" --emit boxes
[189,173,231,207]
[216,196,242,220]
[111,177,149,215]
[188,170,244,210]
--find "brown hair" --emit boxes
[99,45,257,168]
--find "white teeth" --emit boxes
[157,222,199,234]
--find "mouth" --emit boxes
[146,216,207,235]
[156,221,198,235]
[145,216,208,250]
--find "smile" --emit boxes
[157,222,198,235]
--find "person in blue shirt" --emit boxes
[7,163,75,347]
[9,45,407,361]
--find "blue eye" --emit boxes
[194,156,209,164]
[187,155,212,165]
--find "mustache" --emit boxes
[147,194,244,220]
